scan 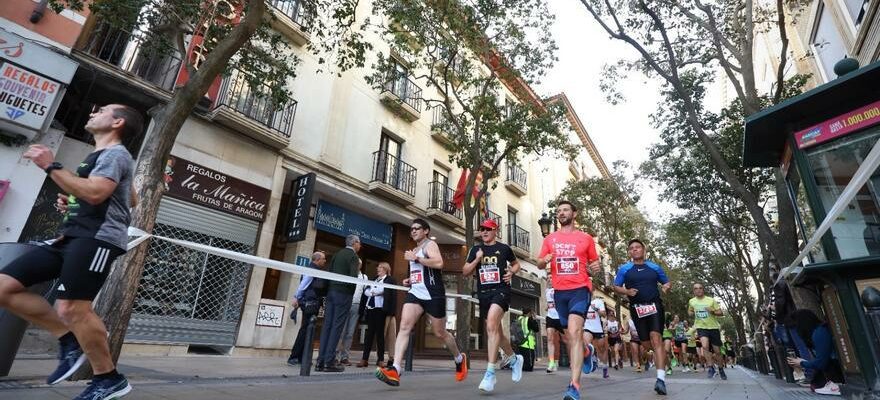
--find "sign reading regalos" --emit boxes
[163,156,270,221]
[314,200,392,250]
[795,99,880,149]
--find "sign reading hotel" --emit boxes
[286,172,316,243]
[795,99,880,149]
[163,156,270,221]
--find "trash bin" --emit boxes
[0,242,58,377]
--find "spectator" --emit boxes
[336,259,367,366]
[315,235,362,372]
[357,262,397,368]
[287,251,327,366]
[787,310,844,396]
[771,268,814,383]
[515,308,539,371]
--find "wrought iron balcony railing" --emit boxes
[507,224,530,253]
[82,24,183,91]
[371,150,417,197]
[382,73,423,112]
[214,68,297,138]
[427,181,462,219]
[506,162,527,190]
[268,0,311,30]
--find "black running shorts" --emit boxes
[546,317,563,331]
[608,336,622,346]
[478,288,510,320]
[404,292,446,319]
[687,346,697,354]
[630,301,665,338]
[1,238,125,301]
[697,328,723,348]
[585,330,605,339]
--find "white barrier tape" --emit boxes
[779,137,880,284]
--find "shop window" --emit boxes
[787,164,827,263]
[805,126,880,259]
[811,4,848,83]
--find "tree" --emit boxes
[360,0,577,355]
[49,0,362,374]
[576,0,803,271]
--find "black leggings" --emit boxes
[361,308,388,362]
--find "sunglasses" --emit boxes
[410,226,423,231]
[479,227,495,232]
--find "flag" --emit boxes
[452,169,469,209]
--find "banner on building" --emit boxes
[162,156,271,221]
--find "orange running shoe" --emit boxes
[455,353,468,382]
[376,365,400,387]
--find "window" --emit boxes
[844,0,870,28]
[433,169,449,187]
[391,58,410,99]
[508,207,518,228]
[805,125,880,259]
[811,4,848,83]
[376,132,403,187]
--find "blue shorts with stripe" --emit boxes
[1,237,125,300]
[553,287,591,328]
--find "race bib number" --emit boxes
[554,256,579,275]
[479,266,501,285]
[548,301,555,310]
[695,308,709,319]
[587,311,597,320]
[610,325,619,334]
[410,270,423,285]
[635,303,658,318]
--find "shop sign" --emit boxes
[314,200,392,250]
[795,99,880,149]
[163,156,271,221]
[255,303,284,328]
[0,28,77,133]
[821,286,860,374]
[512,275,541,298]
[285,172,316,243]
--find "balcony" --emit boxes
[369,150,417,205]
[505,162,528,196]
[268,0,311,46]
[426,181,462,227]
[430,106,454,145]
[210,68,298,149]
[506,224,531,257]
[80,24,183,92]
[380,74,422,122]
[475,210,502,240]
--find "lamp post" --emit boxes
[538,212,553,237]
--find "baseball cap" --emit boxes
[479,219,499,230]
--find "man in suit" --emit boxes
[358,262,397,367]
[315,235,361,372]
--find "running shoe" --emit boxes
[683,366,691,373]
[563,383,580,400]
[479,370,497,392]
[47,339,86,385]
[602,366,609,379]
[376,365,400,386]
[654,378,667,395]
[511,354,524,383]
[500,354,513,369]
[635,365,643,373]
[671,358,678,367]
[546,360,556,373]
[455,353,468,382]
[814,382,841,396]
[708,365,716,379]
[582,344,595,374]
[719,368,727,380]
[72,374,132,400]
[667,367,673,376]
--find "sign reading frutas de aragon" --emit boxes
[163,156,271,221]
[0,28,77,135]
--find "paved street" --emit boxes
[1,354,826,400]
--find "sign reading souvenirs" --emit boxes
[163,156,270,221]
[285,172,316,243]
[795,99,880,149]
[314,200,392,250]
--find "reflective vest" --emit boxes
[518,316,536,349]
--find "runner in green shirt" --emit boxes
[688,283,727,380]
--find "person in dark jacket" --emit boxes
[770,269,814,381]
[358,262,397,367]
[287,251,327,365]
[316,235,361,372]
[515,308,540,371]
[786,309,844,396]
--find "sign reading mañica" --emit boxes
[314,200,392,250]
[164,156,270,221]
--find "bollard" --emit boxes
[0,243,57,377]
[300,315,318,377]
[404,330,415,372]
[862,287,880,342]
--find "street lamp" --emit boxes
[538,212,553,237]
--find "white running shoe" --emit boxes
[814,382,841,396]
[511,354,524,383]
[479,371,497,392]
[683,366,691,373]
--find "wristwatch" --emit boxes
[44,162,63,174]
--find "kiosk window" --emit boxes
[806,127,880,259]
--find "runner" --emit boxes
[723,339,735,365]
[686,324,699,372]
[673,318,690,372]
[662,314,674,375]
[376,219,468,386]
[625,316,643,372]
[537,201,600,400]
[606,310,623,370]
[583,296,609,378]
[688,283,727,380]
[0,104,140,400]
[613,239,672,395]
[545,284,566,373]
[462,218,524,392]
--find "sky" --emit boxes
[538,0,671,218]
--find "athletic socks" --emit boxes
[657,368,666,381]
[393,363,402,373]
[454,353,464,364]
[59,332,77,346]
[95,369,121,380]
[487,363,497,373]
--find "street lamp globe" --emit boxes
[538,212,552,237]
